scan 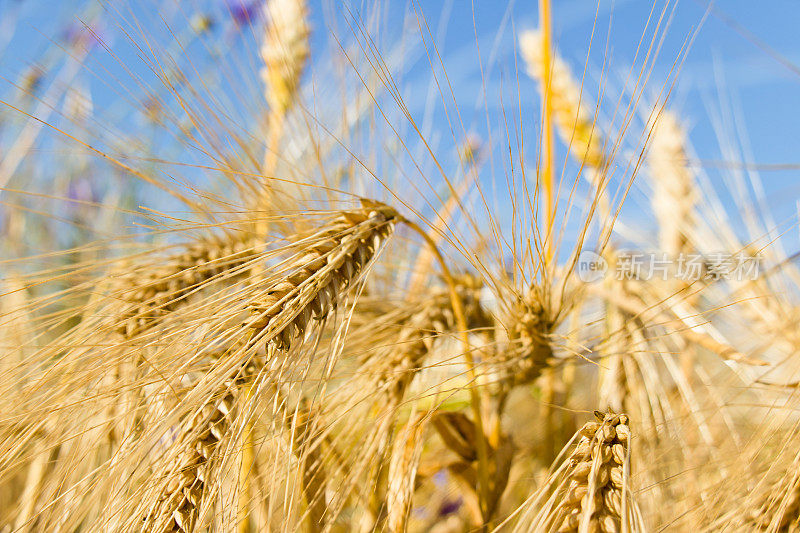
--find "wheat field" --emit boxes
[0,0,798,531]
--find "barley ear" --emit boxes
[261,0,310,116]
[245,202,399,351]
[647,111,697,258]
[258,0,312,221]
[503,285,555,386]
[145,363,255,532]
[551,410,639,533]
[386,413,428,533]
[115,236,259,338]
[519,29,605,170]
[147,201,399,531]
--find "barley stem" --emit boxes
[401,219,492,528]
[539,0,555,266]
[238,332,257,533]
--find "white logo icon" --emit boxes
[576,251,607,283]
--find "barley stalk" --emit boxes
[145,201,399,532]
[400,219,494,527]
[537,0,556,264]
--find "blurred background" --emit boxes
[1,0,798,262]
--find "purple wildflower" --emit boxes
[67,178,97,204]
[432,468,448,488]
[437,497,463,517]
[62,21,105,50]
[224,0,262,26]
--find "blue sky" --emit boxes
[2,0,798,172]
[1,0,799,250]
[409,0,800,183]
